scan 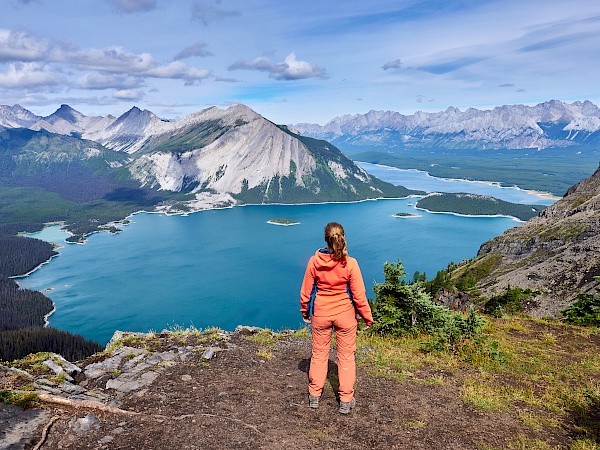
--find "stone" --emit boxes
[99,435,114,444]
[49,353,82,375]
[42,359,74,382]
[0,403,51,450]
[70,413,100,435]
[202,347,217,360]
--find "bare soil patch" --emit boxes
[3,329,587,450]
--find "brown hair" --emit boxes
[324,222,348,261]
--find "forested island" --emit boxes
[416,193,547,221]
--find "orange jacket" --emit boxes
[300,249,373,326]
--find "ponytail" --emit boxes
[324,222,348,261]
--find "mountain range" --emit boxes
[0,103,413,211]
[293,100,600,151]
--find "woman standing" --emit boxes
[300,222,373,414]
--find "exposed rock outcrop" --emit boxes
[473,164,600,317]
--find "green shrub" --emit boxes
[368,261,487,353]
[562,277,600,326]
[484,285,538,318]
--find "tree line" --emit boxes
[0,327,103,362]
[0,234,57,277]
[0,233,102,362]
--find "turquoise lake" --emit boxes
[18,165,555,345]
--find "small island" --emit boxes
[393,212,420,218]
[267,218,300,226]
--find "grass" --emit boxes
[0,389,39,409]
[357,315,600,446]
[243,329,283,360]
[243,329,282,346]
[9,352,53,375]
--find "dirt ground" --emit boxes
[2,329,579,450]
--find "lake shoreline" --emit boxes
[356,162,561,202]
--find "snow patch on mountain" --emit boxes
[0,104,39,128]
[294,100,600,150]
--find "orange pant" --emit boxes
[308,307,357,402]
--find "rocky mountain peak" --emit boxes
[48,104,84,124]
[0,104,40,128]
[294,100,600,150]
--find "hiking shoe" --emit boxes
[339,398,356,414]
[308,395,320,409]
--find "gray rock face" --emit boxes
[294,100,600,150]
[475,165,600,316]
[0,403,51,450]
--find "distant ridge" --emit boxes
[293,100,600,150]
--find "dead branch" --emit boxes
[32,415,59,450]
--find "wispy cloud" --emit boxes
[417,57,486,75]
[229,53,327,81]
[106,0,157,13]
[382,59,402,70]
[191,0,240,26]
[519,31,598,53]
[174,42,214,60]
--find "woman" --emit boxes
[300,222,373,414]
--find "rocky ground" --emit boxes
[0,326,595,450]
[475,166,600,317]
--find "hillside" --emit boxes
[0,104,418,240]
[1,325,598,449]
[461,164,600,316]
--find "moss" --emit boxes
[0,389,39,409]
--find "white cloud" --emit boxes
[64,47,156,73]
[0,62,61,88]
[0,29,50,62]
[64,47,212,83]
[229,53,328,81]
[145,61,211,80]
[77,73,144,90]
[112,89,145,101]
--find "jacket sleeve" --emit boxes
[299,257,315,315]
[348,259,373,326]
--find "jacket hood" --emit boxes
[313,248,344,271]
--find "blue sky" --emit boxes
[2,0,600,124]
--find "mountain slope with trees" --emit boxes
[0,104,420,240]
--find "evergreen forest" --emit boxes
[0,233,102,361]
